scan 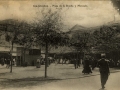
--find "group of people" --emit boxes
[0,58,16,68]
[82,54,110,89]
[0,58,10,68]
[53,54,110,89]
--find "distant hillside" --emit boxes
[67,24,102,35]
[70,24,86,31]
[68,24,86,34]
[0,19,19,24]
[67,22,120,35]
[106,20,120,28]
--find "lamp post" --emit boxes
[114,8,119,22]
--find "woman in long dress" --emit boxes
[36,59,40,68]
[82,57,92,74]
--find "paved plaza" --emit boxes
[0,64,120,90]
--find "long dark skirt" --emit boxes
[82,66,92,74]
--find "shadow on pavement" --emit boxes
[60,70,120,80]
[0,77,61,89]
[0,72,10,76]
[0,68,120,89]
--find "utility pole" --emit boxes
[114,13,116,22]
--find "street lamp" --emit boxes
[117,9,119,14]
[114,8,120,22]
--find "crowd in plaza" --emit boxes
[0,53,119,89]
[0,54,120,69]
[0,57,16,68]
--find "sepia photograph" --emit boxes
[0,0,120,90]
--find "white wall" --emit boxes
[0,46,17,52]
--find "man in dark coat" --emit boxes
[97,54,110,89]
[6,58,10,68]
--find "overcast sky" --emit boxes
[0,0,120,30]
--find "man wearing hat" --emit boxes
[97,53,110,89]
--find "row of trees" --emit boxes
[92,25,120,52]
[0,9,120,77]
[0,9,69,78]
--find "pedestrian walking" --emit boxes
[13,58,16,66]
[74,59,77,69]
[6,58,10,68]
[55,59,58,65]
[1,58,5,66]
[77,59,80,68]
[97,54,110,89]
[91,58,97,70]
[36,58,40,68]
[82,57,92,74]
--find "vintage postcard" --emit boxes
[0,0,120,90]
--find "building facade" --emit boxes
[0,31,42,66]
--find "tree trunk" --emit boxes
[10,41,13,73]
[23,48,26,66]
[24,48,26,62]
[39,48,41,68]
[45,41,48,78]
